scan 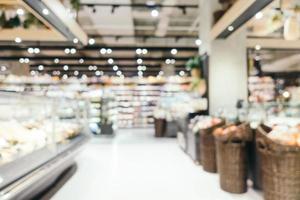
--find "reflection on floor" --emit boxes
[52,128,263,200]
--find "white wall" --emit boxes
[209,28,248,114]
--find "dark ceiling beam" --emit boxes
[80,3,198,8]
[0,56,190,61]
[30,64,186,68]
[88,34,198,39]
[0,45,198,52]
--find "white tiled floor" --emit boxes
[52,129,263,200]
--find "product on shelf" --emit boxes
[248,76,275,103]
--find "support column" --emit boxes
[209,28,248,114]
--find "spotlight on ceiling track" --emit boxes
[179,6,187,15]
[92,6,96,13]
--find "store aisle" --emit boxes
[52,129,263,200]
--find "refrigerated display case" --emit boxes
[0,91,89,199]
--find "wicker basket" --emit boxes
[215,123,251,194]
[154,118,166,137]
[257,126,300,200]
[200,121,225,173]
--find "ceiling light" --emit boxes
[120,74,125,79]
[151,9,159,18]
[38,65,44,71]
[15,37,22,43]
[255,12,263,20]
[142,49,148,54]
[16,8,24,16]
[63,65,69,71]
[64,48,70,54]
[137,58,143,64]
[54,58,60,63]
[95,71,101,76]
[93,66,98,70]
[42,8,49,15]
[24,58,30,63]
[19,58,24,63]
[179,71,185,76]
[146,1,156,6]
[255,44,261,50]
[116,71,122,76]
[62,74,68,80]
[171,48,178,55]
[137,65,143,71]
[108,58,114,64]
[171,59,176,64]
[28,48,34,54]
[88,65,94,71]
[79,58,84,63]
[34,48,40,54]
[100,48,107,54]
[113,65,118,71]
[70,48,76,54]
[107,48,112,54]
[30,70,36,76]
[195,39,202,46]
[74,70,79,76]
[73,38,79,44]
[88,38,95,45]
[142,66,147,71]
[1,66,6,72]
[138,71,143,77]
[165,59,171,65]
[228,26,234,31]
[136,48,142,55]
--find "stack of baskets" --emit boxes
[199,121,225,173]
[213,123,252,194]
[256,125,300,200]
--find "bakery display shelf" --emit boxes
[0,134,88,199]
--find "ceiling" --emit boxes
[0,0,201,77]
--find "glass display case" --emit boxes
[0,91,89,199]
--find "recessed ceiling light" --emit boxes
[63,65,69,71]
[113,65,118,71]
[24,58,30,63]
[142,49,148,54]
[95,71,101,76]
[151,9,159,18]
[100,48,107,54]
[1,66,6,72]
[64,48,70,54]
[137,65,143,71]
[195,39,202,46]
[136,48,142,55]
[15,37,22,43]
[34,48,40,54]
[255,44,261,50]
[54,58,60,63]
[73,38,79,44]
[30,70,36,76]
[88,65,94,71]
[82,74,87,79]
[142,65,147,71]
[16,8,24,16]
[38,65,44,71]
[70,48,76,54]
[116,71,122,76]
[28,48,34,54]
[108,58,114,64]
[138,71,143,76]
[165,59,171,65]
[79,58,84,63]
[88,38,95,45]
[74,70,79,76]
[179,71,185,76]
[107,48,112,54]
[228,26,234,31]
[93,65,97,70]
[255,12,263,20]
[42,8,49,15]
[137,58,143,64]
[62,74,68,80]
[19,58,24,63]
[171,48,178,55]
